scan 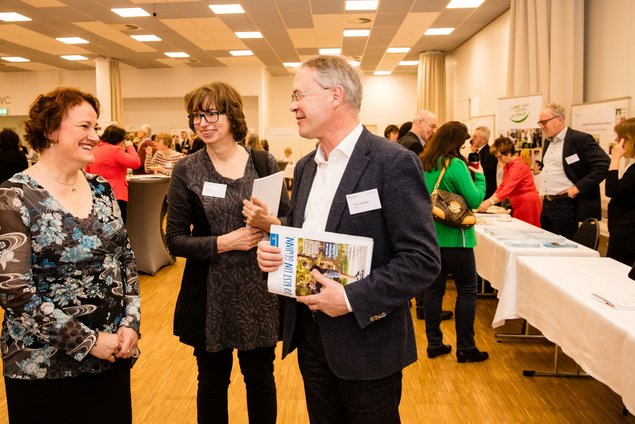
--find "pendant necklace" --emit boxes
[34,165,79,192]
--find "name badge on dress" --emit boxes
[202,182,227,198]
[346,189,382,215]
[565,153,580,165]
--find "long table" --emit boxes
[516,256,635,413]
[473,215,599,327]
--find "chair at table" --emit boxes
[572,217,600,251]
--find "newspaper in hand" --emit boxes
[267,225,374,298]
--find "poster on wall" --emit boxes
[497,94,543,131]
[570,97,630,153]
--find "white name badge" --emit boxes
[565,153,580,165]
[346,189,382,215]
[202,182,227,198]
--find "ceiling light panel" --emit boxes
[209,4,245,14]
[235,32,263,39]
[1,57,30,62]
[319,48,342,55]
[343,29,370,37]
[424,28,455,36]
[131,35,161,42]
[229,50,253,56]
[345,1,378,11]
[164,52,190,58]
[111,8,151,18]
[387,47,410,54]
[399,60,418,66]
[56,37,89,44]
[0,12,31,22]
[447,0,485,8]
[61,55,88,61]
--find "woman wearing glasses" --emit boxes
[0,87,140,423]
[166,81,289,423]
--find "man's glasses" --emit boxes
[189,111,222,125]
[291,87,330,102]
[537,116,558,126]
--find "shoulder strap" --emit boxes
[250,148,271,177]
[433,158,450,190]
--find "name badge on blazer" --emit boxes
[346,189,382,215]
[202,182,227,198]
[565,153,580,165]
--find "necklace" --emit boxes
[33,165,79,192]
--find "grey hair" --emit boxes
[140,124,152,136]
[300,55,363,112]
[544,103,566,119]
[475,126,491,140]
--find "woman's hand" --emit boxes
[611,139,625,160]
[256,240,283,272]
[217,227,264,253]
[477,201,490,213]
[115,326,139,359]
[145,146,153,155]
[243,196,281,232]
[89,332,122,363]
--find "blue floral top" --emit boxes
[0,172,140,380]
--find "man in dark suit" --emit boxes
[471,126,498,199]
[257,56,441,423]
[538,103,609,239]
[397,109,437,155]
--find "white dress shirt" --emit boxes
[540,127,574,196]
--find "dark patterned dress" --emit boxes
[0,173,140,379]
[167,148,280,352]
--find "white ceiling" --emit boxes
[0,0,510,76]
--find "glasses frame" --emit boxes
[189,111,222,125]
[537,116,558,127]
[291,87,330,102]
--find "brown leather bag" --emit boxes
[430,160,476,229]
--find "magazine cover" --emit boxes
[267,225,374,298]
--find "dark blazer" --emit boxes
[281,127,441,380]
[479,144,498,199]
[541,127,609,221]
[397,131,423,155]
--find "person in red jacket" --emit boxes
[86,124,140,222]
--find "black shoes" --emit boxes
[416,310,454,321]
[427,344,452,359]
[456,348,489,363]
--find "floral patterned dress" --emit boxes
[0,172,140,379]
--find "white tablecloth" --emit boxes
[516,256,635,412]
[474,215,599,327]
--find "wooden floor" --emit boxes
[0,258,633,423]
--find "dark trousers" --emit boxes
[424,248,477,351]
[117,199,128,224]
[5,359,132,424]
[607,232,635,266]
[540,197,578,239]
[194,346,277,424]
[297,306,402,424]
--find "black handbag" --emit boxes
[430,160,476,229]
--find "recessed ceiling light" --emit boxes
[165,52,190,58]
[61,55,88,61]
[387,47,410,54]
[131,34,161,42]
[229,50,254,57]
[343,29,370,37]
[319,48,341,55]
[374,70,392,76]
[1,57,30,63]
[399,60,419,66]
[447,0,485,8]
[348,60,360,67]
[56,37,89,44]
[345,1,378,11]
[235,32,263,39]
[283,62,301,68]
[209,4,245,14]
[111,8,151,18]
[424,28,454,36]
[0,12,31,22]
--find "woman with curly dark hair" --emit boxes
[166,81,289,423]
[0,128,28,184]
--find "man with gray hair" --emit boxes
[134,123,156,175]
[257,55,440,423]
[471,126,498,199]
[537,103,609,238]
[398,109,437,155]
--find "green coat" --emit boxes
[424,157,486,248]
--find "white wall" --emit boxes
[446,10,510,132]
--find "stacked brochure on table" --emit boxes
[267,225,374,298]
[591,289,635,310]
